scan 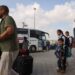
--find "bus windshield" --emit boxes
[30,30,46,40]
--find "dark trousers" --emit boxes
[57,58,66,71]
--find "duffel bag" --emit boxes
[13,55,33,75]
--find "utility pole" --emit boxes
[33,7,36,29]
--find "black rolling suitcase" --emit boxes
[13,55,33,75]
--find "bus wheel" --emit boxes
[30,46,36,52]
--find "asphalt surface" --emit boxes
[31,48,75,75]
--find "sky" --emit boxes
[0,0,75,40]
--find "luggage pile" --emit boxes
[13,44,33,75]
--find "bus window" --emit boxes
[42,36,46,40]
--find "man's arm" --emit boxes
[0,25,14,41]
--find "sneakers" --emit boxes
[56,68,61,72]
[61,70,65,73]
[56,68,66,73]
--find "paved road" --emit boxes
[30,48,75,75]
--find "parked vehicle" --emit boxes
[50,44,57,50]
[17,28,49,52]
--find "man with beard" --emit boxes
[0,5,19,75]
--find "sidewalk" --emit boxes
[31,48,75,75]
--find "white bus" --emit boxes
[17,28,50,52]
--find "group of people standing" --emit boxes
[55,29,73,73]
[0,4,74,75]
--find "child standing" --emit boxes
[55,38,68,73]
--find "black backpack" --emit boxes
[65,36,70,46]
[60,35,70,46]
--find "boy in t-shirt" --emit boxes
[55,38,68,73]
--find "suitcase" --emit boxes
[13,55,33,75]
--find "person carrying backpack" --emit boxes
[55,38,68,73]
[57,30,66,44]
[57,29,70,46]
[57,29,70,66]
[65,31,73,57]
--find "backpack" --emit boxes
[62,45,72,57]
[60,35,70,46]
[65,36,70,46]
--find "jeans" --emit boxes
[57,58,66,71]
